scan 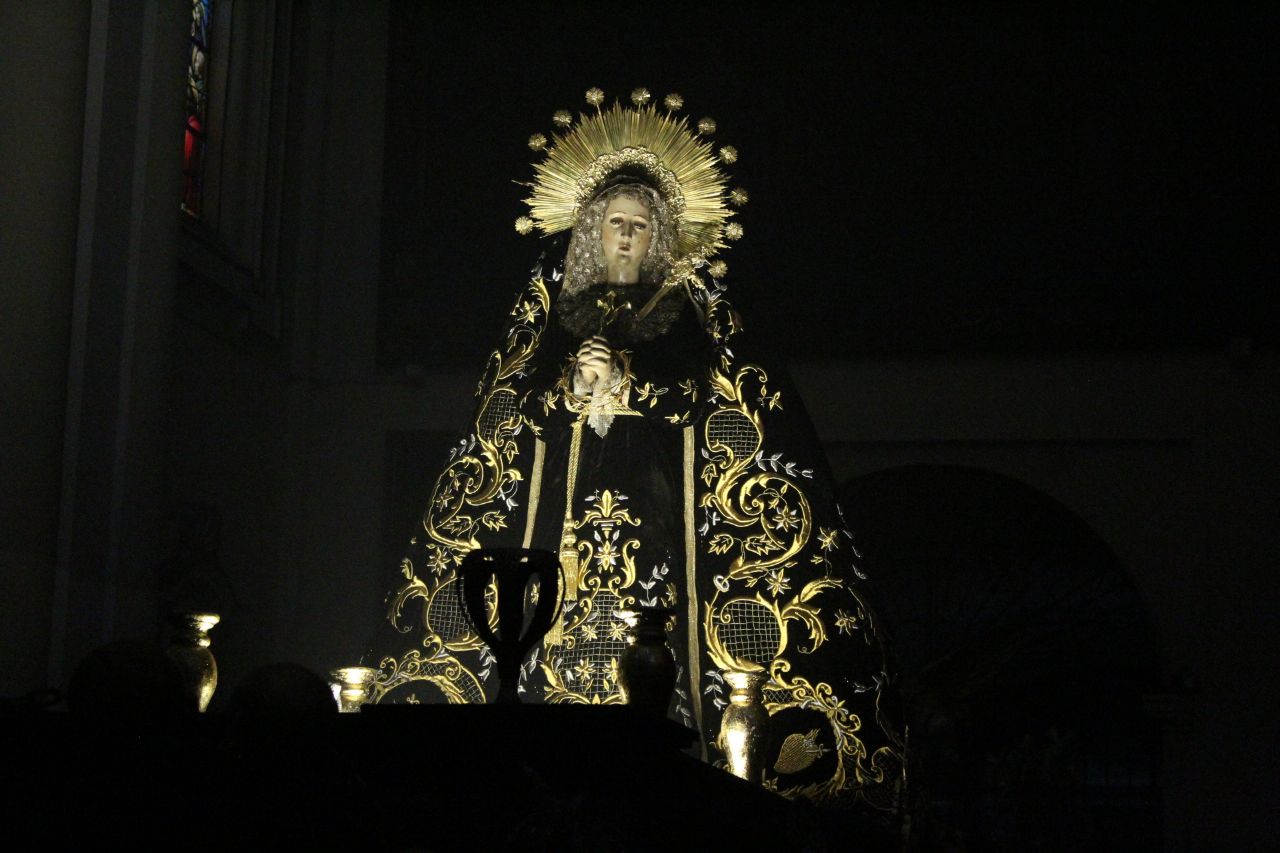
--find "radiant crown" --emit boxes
[518,87,746,285]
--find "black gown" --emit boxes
[366,257,904,808]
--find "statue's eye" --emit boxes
[634,221,647,231]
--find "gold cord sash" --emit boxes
[546,415,586,645]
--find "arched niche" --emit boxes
[842,463,1163,850]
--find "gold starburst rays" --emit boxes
[522,92,741,264]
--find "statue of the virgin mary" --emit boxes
[366,87,903,809]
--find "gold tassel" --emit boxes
[546,530,578,647]
[560,533,580,601]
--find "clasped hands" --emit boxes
[574,335,615,391]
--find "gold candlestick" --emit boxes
[718,667,769,783]
[166,612,220,712]
[330,666,378,713]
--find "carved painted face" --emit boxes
[601,194,652,284]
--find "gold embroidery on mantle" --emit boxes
[538,489,641,704]
[522,438,546,548]
[371,645,485,706]
[700,362,813,582]
[378,274,551,701]
[689,281,902,805]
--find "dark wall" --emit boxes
[0,2,91,696]
[379,4,1277,366]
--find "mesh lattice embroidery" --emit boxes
[571,589,627,700]
[707,409,759,462]
[424,658,486,704]
[716,598,783,665]
[478,389,520,441]
[426,578,469,643]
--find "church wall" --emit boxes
[42,0,187,689]
[164,333,471,695]
[164,319,293,699]
[162,0,412,696]
[803,349,1277,851]
[0,2,90,696]
[1186,355,1279,849]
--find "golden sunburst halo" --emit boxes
[524,99,738,263]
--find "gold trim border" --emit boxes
[683,425,706,758]
[522,438,547,548]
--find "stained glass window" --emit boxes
[182,0,211,218]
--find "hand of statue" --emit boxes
[575,335,613,389]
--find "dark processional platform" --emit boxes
[5,704,897,850]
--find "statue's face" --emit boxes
[601,195,652,284]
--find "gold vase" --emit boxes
[718,668,769,783]
[330,666,378,713]
[166,612,220,712]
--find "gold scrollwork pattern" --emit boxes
[537,489,642,704]
[701,364,812,581]
[762,660,865,804]
[761,659,903,809]
[370,648,486,706]
[694,280,902,806]
[377,274,551,702]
